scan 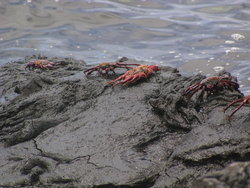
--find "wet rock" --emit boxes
[0,56,249,187]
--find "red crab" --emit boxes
[26,60,59,70]
[84,62,140,76]
[184,76,239,98]
[224,95,250,118]
[108,65,159,86]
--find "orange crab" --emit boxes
[108,64,159,86]
[224,95,250,118]
[184,76,239,98]
[84,62,139,76]
[26,60,59,70]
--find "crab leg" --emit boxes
[41,65,46,69]
[107,64,159,86]
[98,69,105,75]
[185,85,202,98]
[107,74,125,85]
[84,67,97,75]
[224,97,249,118]
[121,72,148,86]
[123,76,141,86]
[188,87,201,98]
[197,87,206,100]
[224,98,244,111]
[220,80,239,90]
[184,84,199,95]
[86,69,96,75]
[46,64,54,69]
[228,102,247,118]
[113,76,134,86]
[122,75,139,86]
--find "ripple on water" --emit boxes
[0,0,249,93]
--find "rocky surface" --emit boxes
[0,56,249,187]
[193,162,250,188]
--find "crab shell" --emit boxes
[25,60,57,70]
[108,65,159,86]
[184,76,239,98]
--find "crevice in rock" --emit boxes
[49,177,76,184]
[180,152,250,167]
[33,139,90,165]
[134,133,163,152]
[33,139,121,172]
[4,118,64,146]
[164,122,192,133]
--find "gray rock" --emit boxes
[0,56,249,187]
[192,162,250,188]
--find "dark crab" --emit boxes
[183,76,239,99]
[25,60,60,70]
[224,95,250,118]
[84,62,140,76]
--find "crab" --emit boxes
[183,76,239,99]
[107,64,159,86]
[84,62,140,76]
[26,60,59,70]
[224,95,250,118]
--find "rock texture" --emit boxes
[0,56,249,187]
[193,162,250,188]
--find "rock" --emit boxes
[192,162,250,188]
[0,56,249,187]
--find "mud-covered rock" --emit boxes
[0,56,249,187]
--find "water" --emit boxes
[0,0,250,94]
